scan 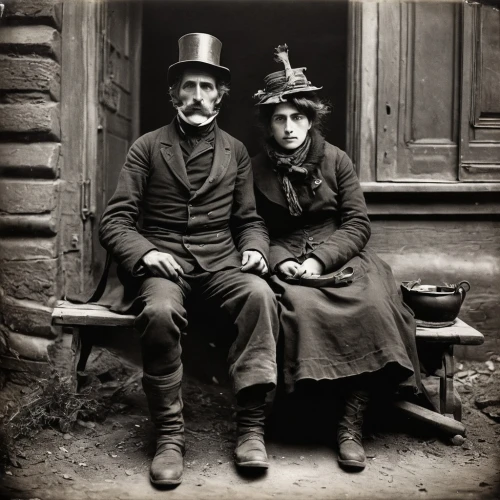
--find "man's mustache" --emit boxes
[181,102,214,117]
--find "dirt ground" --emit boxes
[1,346,499,500]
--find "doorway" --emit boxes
[140,0,349,156]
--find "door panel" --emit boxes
[91,0,142,285]
[377,1,461,182]
[460,2,500,181]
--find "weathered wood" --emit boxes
[0,355,51,377]
[376,2,400,181]
[3,0,62,30]
[7,332,53,362]
[52,302,135,327]
[362,182,500,193]
[416,319,484,345]
[0,26,61,62]
[1,297,56,338]
[60,0,99,298]
[460,2,500,181]
[0,143,60,179]
[0,257,60,303]
[0,56,60,101]
[0,237,58,260]
[393,400,466,437]
[0,214,58,236]
[0,180,60,214]
[51,301,483,345]
[0,103,60,139]
[367,200,500,216]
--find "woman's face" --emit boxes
[270,102,312,150]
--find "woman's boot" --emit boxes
[337,390,369,471]
[142,365,185,486]
[234,385,269,469]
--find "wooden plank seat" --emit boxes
[51,300,484,437]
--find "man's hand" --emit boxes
[292,257,324,279]
[142,250,184,281]
[241,250,268,275]
[278,260,301,277]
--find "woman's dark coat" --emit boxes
[252,139,421,393]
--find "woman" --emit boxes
[252,45,421,471]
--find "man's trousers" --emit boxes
[134,268,279,395]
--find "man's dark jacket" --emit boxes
[97,119,269,311]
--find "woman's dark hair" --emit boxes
[257,94,331,135]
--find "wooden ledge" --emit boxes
[361,182,500,193]
[52,301,485,346]
[52,301,135,327]
[415,318,484,346]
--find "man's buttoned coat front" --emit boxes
[97,119,270,311]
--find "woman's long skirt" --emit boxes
[270,248,421,393]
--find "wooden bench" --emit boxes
[51,301,484,437]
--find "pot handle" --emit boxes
[403,279,421,290]
[456,280,471,304]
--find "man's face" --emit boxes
[177,70,222,125]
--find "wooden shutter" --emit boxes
[91,0,143,284]
[376,1,462,182]
[459,1,500,181]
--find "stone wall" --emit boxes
[0,0,64,385]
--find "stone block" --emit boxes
[0,26,60,61]
[0,179,59,214]
[0,258,58,303]
[1,297,55,338]
[0,237,58,260]
[0,142,60,178]
[0,56,60,100]
[0,102,60,139]
[0,355,50,378]
[7,332,52,362]
[4,0,62,30]
[0,214,58,236]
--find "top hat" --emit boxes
[168,33,231,85]
[253,44,322,105]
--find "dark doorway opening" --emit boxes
[140,0,349,156]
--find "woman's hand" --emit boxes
[292,257,324,279]
[278,260,301,277]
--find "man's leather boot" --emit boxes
[337,390,369,471]
[234,386,269,469]
[142,366,185,486]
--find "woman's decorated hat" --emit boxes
[253,44,322,105]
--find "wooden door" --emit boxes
[376,1,462,182]
[91,0,142,285]
[460,1,500,181]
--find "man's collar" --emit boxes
[177,109,218,128]
[159,117,220,147]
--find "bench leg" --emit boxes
[77,327,94,372]
[440,345,462,421]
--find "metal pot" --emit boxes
[400,280,470,324]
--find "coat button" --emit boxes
[314,179,322,185]
[186,244,190,248]
[208,177,214,183]
[308,237,314,241]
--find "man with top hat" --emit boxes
[98,33,278,486]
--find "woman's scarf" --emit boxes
[266,134,312,216]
